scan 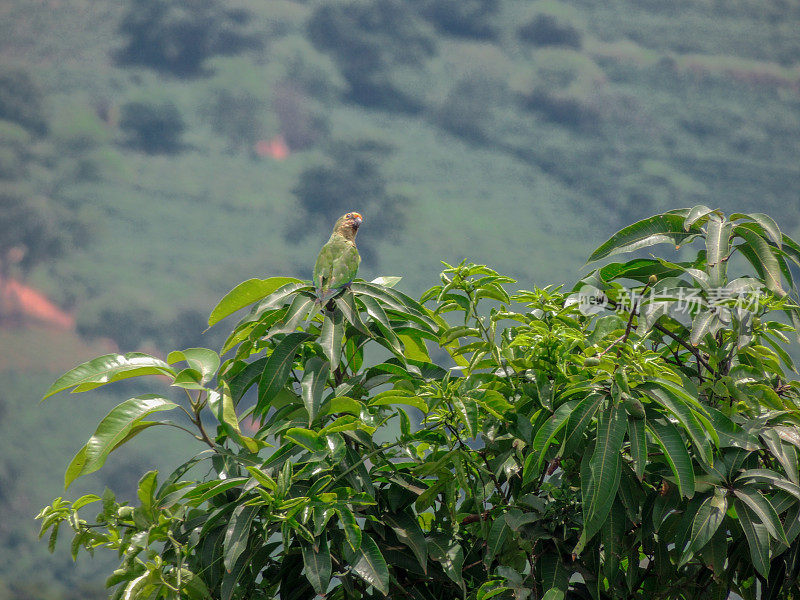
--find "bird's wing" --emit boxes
[313,239,360,305]
[314,242,334,293]
[328,243,361,291]
[313,238,339,291]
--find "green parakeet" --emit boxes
[313,212,363,305]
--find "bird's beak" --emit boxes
[353,215,362,228]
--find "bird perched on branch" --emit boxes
[313,212,362,306]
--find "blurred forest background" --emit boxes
[0,0,799,597]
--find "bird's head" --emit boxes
[334,212,363,241]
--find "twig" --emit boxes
[449,423,510,505]
[653,322,714,376]
[599,281,655,359]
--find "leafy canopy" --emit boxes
[39,208,800,600]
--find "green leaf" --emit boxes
[43,353,176,399]
[182,478,248,505]
[208,386,241,437]
[699,527,727,576]
[761,429,799,484]
[167,348,220,384]
[527,399,580,481]
[257,332,311,415]
[172,368,204,390]
[588,212,700,262]
[470,389,512,419]
[562,393,604,458]
[428,534,465,590]
[598,258,683,284]
[320,396,363,417]
[285,427,325,453]
[336,506,362,551]
[601,499,626,578]
[627,417,646,480]
[123,571,155,600]
[733,487,789,545]
[137,470,158,515]
[736,468,800,500]
[352,282,433,327]
[477,581,511,600]
[683,490,727,563]
[704,407,759,450]
[705,215,732,288]
[371,276,402,287]
[732,213,783,247]
[301,533,332,595]
[439,325,480,346]
[690,310,717,347]
[359,294,392,330]
[735,499,770,577]
[684,205,717,230]
[72,494,101,511]
[399,333,430,362]
[347,534,389,596]
[640,385,712,464]
[733,225,784,294]
[647,419,695,498]
[223,504,258,572]
[319,310,344,371]
[540,551,569,600]
[369,391,427,413]
[226,356,267,404]
[385,512,427,573]
[486,515,510,564]
[453,396,479,438]
[208,277,303,327]
[335,293,370,335]
[301,358,330,426]
[246,466,277,490]
[586,402,627,524]
[273,293,316,335]
[64,395,178,489]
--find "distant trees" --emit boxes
[120,101,185,154]
[77,296,209,352]
[293,139,404,235]
[0,68,91,279]
[205,88,265,152]
[115,0,262,77]
[515,49,604,129]
[518,13,583,49]
[416,0,499,39]
[0,68,48,135]
[307,0,435,110]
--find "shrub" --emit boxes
[38,208,800,599]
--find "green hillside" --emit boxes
[1,0,799,597]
